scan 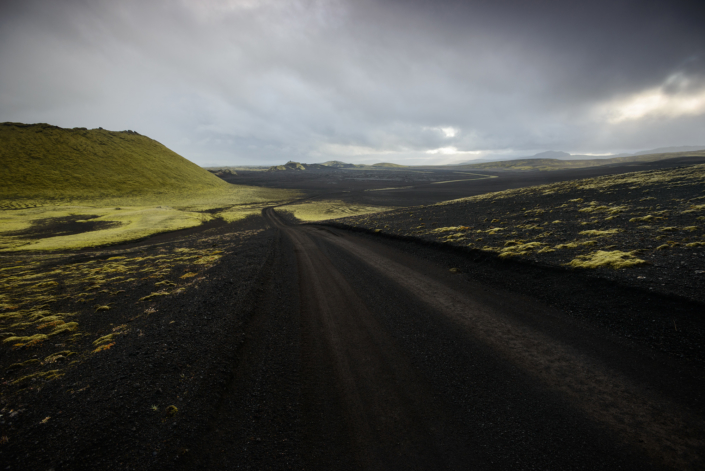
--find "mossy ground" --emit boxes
[276,199,394,222]
[0,122,300,251]
[336,163,705,301]
[0,225,264,398]
[0,188,295,252]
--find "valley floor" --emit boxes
[1,159,704,470]
[1,207,704,470]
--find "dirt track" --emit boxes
[174,207,705,470]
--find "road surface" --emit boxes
[175,208,705,470]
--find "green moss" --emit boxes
[277,200,394,222]
[567,250,648,269]
[11,369,63,385]
[3,333,49,346]
[7,358,40,370]
[139,291,170,302]
[93,333,116,346]
[0,122,229,199]
[44,351,76,363]
[431,226,470,233]
[578,229,622,237]
[155,280,176,287]
[556,240,596,249]
[499,241,546,258]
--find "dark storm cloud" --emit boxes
[1,0,704,165]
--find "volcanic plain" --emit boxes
[1,123,705,470]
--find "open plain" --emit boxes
[1,148,705,470]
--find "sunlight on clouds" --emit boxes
[440,127,458,138]
[603,78,705,123]
[181,0,274,16]
[426,146,481,155]
[424,126,459,138]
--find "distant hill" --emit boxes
[453,150,705,171]
[455,146,705,165]
[0,122,228,199]
[267,161,312,171]
[632,146,705,156]
[319,160,360,168]
[530,151,571,159]
[267,160,406,171]
[371,162,407,168]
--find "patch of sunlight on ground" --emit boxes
[0,186,300,251]
[276,200,395,221]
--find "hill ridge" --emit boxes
[0,122,227,199]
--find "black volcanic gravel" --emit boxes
[0,217,280,470]
[322,164,705,367]
[334,164,705,304]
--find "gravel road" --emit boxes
[173,208,705,470]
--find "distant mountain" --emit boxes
[454,146,705,166]
[530,151,571,159]
[632,146,705,156]
[452,149,705,171]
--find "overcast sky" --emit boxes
[1,0,704,166]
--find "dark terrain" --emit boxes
[1,157,704,470]
[224,156,705,206]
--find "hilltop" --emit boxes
[0,122,228,199]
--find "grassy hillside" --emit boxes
[0,122,228,199]
[0,123,299,251]
[455,151,705,171]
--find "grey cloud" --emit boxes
[1,0,703,165]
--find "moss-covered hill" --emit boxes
[0,122,228,199]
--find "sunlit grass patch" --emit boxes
[278,200,394,221]
[0,187,298,252]
[566,250,648,269]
